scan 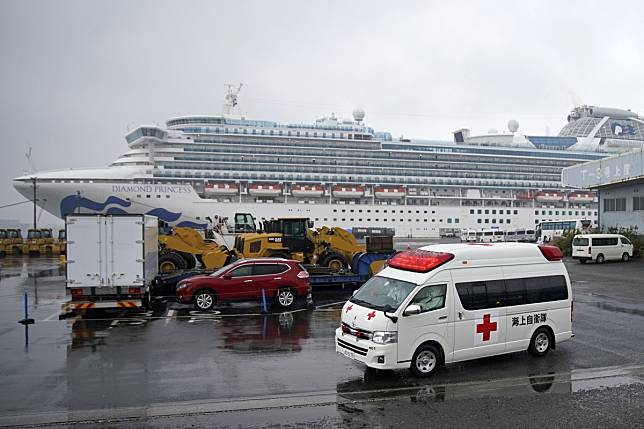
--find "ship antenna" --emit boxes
[223,83,243,115]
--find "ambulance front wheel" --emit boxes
[528,327,552,357]
[410,344,441,377]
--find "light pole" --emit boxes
[31,177,37,229]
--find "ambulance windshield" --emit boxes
[350,276,416,311]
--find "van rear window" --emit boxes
[456,275,568,310]
[572,237,589,246]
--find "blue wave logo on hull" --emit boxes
[146,208,182,223]
[59,195,193,225]
[60,195,132,217]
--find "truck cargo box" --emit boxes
[64,214,158,312]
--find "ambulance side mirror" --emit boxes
[403,304,421,316]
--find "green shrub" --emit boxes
[552,230,576,256]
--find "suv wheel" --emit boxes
[194,290,216,311]
[622,253,630,262]
[276,288,295,309]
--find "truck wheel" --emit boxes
[410,344,440,377]
[276,288,295,309]
[320,252,348,270]
[596,254,605,264]
[622,253,630,262]
[159,252,186,273]
[179,252,196,269]
[528,327,551,357]
[194,290,216,311]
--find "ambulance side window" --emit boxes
[409,284,447,313]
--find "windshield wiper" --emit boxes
[349,297,370,307]
[382,304,398,324]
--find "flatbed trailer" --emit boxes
[151,250,397,300]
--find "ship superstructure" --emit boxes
[15,87,638,238]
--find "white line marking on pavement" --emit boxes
[165,309,175,326]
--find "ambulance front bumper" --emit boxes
[335,328,398,369]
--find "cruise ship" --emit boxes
[13,87,644,238]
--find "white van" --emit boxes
[460,229,477,243]
[572,234,634,264]
[336,243,573,377]
[492,230,505,243]
[480,230,494,243]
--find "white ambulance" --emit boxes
[335,243,573,377]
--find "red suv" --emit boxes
[176,258,311,310]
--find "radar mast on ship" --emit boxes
[222,83,243,116]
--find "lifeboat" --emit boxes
[568,192,594,203]
[291,185,324,198]
[375,186,406,199]
[248,183,282,197]
[332,186,364,199]
[534,191,564,202]
[205,182,238,195]
[515,191,534,200]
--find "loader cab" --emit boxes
[40,228,54,243]
[58,229,66,240]
[234,213,257,233]
[280,218,314,254]
[27,229,42,240]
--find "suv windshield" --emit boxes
[350,276,416,311]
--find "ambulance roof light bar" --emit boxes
[388,249,454,273]
[538,244,564,261]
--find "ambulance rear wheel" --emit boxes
[528,327,551,357]
[410,344,440,377]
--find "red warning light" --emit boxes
[388,250,454,273]
[538,245,563,261]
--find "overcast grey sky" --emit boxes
[1,0,643,225]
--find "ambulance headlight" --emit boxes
[371,331,398,344]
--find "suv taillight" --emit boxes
[297,270,310,279]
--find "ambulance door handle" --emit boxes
[438,315,447,320]
[458,312,463,320]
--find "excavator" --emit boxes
[157,215,366,273]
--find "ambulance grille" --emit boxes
[337,338,368,356]
[341,322,372,340]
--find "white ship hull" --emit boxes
[13,179,597,238]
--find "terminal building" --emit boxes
[562,148,644,231]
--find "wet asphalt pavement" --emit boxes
[0,249,644,428]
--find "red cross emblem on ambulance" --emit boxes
[476,313,497,342]
[366,311,376,321]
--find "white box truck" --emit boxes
[63,214,158,312]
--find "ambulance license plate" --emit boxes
[342,349,356,360]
